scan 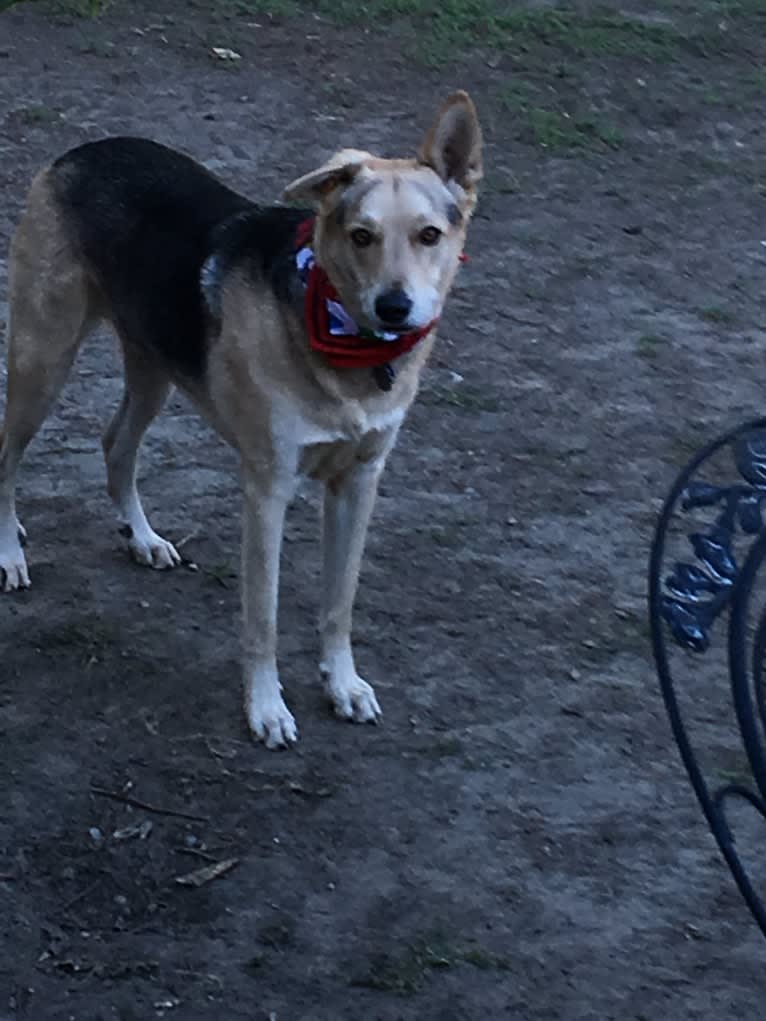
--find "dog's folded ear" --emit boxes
[283,149,371,207]
[419,91,483,193]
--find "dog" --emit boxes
[0,91,482,748]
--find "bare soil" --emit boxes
[1,1,766,1018]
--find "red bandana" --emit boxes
[295,218,437,370]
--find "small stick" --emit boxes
[175,846,220,863]
[90,785,208,823]
[61,878,102,912]
[175,528,201,551]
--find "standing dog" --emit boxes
[0,92,482,748]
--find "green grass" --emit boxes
[699,305,735,325]
[636,333,667,359]
[350,930,509,994]
[11,104,61,125]
[415,736,464,757]
[33,618,121,666]
[8,0,755,72]
[1,0,111,13]
[500,79,622,150]
[239,1,686,63]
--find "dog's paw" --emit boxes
[246,688,298,750]
[0,530,30,592]
[323,668,382,724]
[122,525,181,570]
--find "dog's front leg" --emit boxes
[241,468,297,749]
[320,457,387,724]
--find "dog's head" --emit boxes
[284,91,482,335]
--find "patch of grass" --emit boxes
[257,914,297,949]
[10,104,60,126]
[706,0,766,16]
[234,0,301,13]
[461,946,511,971]
[702,88,725,106]
[699,305,735,325]
[695,155,734,177]
[531,108,622,149]
[200,558,238,589]
[427,525,462,547]
[3,0,112,14]
[351,935,453,994]
[717,767,753,785]
[741,68,766,90]
[233,1,685,64]
[636,333,666,359]
[669,429,706,463]
[69,0,108,13]
[500,80,622,150]
[415,736,463,757]
[351,930,509,994]
[34,618,120,665]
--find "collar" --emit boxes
[295,217,438,391]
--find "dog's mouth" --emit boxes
[376,322,411,335]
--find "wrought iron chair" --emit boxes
[649,418,766,937]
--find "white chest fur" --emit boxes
[270,396,406,482]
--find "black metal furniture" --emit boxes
[649,418,766,937]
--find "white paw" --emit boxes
[246,685,298,750]
[323,669,382,724]
[0,530,30,592]
[122,525,181,570]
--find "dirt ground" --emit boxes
[1,0,766,1017]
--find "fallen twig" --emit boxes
[61,878,102,913]
[175,857,239,888]
[175,527,201,550]
[175,846,220,864]
[90,786,208,823]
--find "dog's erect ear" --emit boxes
[419,91,483,192]
[283,149,371,206]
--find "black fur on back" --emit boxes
[51,137,310,377]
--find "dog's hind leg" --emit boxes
[0,177,95,592]
[103,341,180,569]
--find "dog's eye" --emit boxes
[350,228,374,248]
[419,226,442,247]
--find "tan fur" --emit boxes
[0,92,482,748]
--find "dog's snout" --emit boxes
[374,289,413,327]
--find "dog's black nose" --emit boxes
[375,289,413,326]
